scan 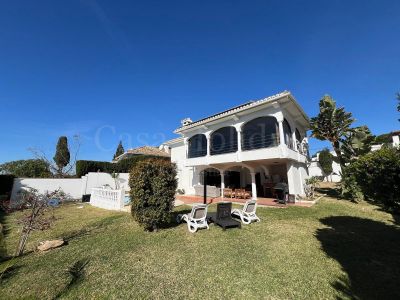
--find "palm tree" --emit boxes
[341,126,373,161]
[310,95,354,168]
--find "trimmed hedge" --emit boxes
[0,174,15,198]
[76,155,170,177]
[129,159,177,231]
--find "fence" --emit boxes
[90,187,125,211]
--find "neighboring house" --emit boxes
[162,91,310,199]
[309,130,400,182]
[370,130,400,151]
[308,151,341,182]
[113,146,170,162]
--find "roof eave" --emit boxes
[174,91,291,133]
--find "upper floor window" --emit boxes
[210,126,238,155]
[188,134,207,158]
[242,116,279,151]
[283,119,294,149]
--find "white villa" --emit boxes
[162,91,310,201]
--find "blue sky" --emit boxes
[0,0,399,164]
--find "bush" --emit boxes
[129,159,177,231]
[75,160,114,177]
[319,149,333,180]
[0,159,51,178]
[76,156,170,177]
[341,147,400,211]
[0,174,15,198]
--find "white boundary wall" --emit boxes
[81,172,130,195]
[10,173,130,205]
[11,178,83,202]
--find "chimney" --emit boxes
[181,118,193,127]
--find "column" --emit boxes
[250,171,257,200]
[286,161,296,195]
[206,133,211,157]
[278,120,285,146]
[220,170,225,198]
[237,128,242,152]
[292,131,297,151]
[184,138,189,158]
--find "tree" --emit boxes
[53,136,70,176]
[341,126,373,161]
[129,159,177,231]
[15,188,67,256]
[113,141,125,160]
[29,135,80,178]
[319,149,333,181]
[310,95,354,168]
[374,133,392,144]
[0,159,51,178]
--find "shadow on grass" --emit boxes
[315,186,341,198]
[157,209,193,230]
[316,216,400,299]
[63,214,125,242]
[54,258,90,299]
[0,210,8,261]
[0,263,21,285]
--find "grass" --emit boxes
[0,196,399,299]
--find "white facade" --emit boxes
[162,91,310,199]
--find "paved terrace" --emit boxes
[176,195,315,208]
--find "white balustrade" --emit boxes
[90,187,125,211]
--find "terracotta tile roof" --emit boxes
[114,146,170,161]
[126,146,170,157]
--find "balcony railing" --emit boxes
[188,148,207,158]
[210,140,238,155]
[242,135,279,151]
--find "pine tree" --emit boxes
[53,136,70,176]
[113,141,125,160]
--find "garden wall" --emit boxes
[10,172,130,204]
[11,178,83,201]
[81,172,130,195]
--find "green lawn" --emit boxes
[1,197,399,299]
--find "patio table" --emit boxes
[207,202,241,230]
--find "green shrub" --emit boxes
[75,160,114,177]
[114,155,169,173]
[0,174,15,197]
[129,159,177,231]
[76,156,170,177]
[341,147,400,210]
[0,159,51,178]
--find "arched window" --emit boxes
[188,134,207,158]
[210,126,238,155]
[283,119,293,149]
[242,116,279,151]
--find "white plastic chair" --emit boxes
[231,200,260,224]
[177,204,209,233]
